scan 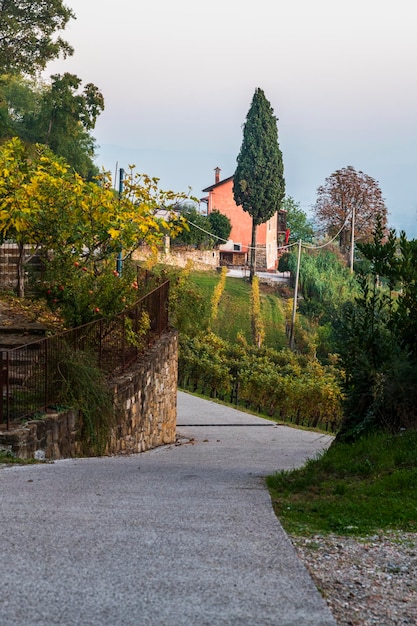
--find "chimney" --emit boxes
[214,167,221,184]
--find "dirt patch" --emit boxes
[0,296,63,330]
[0,296,64,347]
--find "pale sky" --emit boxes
[46,0,417,236]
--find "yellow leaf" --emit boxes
[108,227,120,239]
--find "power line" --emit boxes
[188,208,354,255]
[187,219,229,243]
[187,219,297,252]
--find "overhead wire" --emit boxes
[187,219,298,252]
[188,209,354,255]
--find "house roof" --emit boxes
[202,175,234,193]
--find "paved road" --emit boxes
[227,268,290,283]
[0,392,336,625]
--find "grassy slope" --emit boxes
[267,430,417,536]
[214,277,252,343]
[189,269,417,537]
[189,270,287,347]
[260,290,287,350]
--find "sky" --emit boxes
[45,0,417,237]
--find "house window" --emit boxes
[233,243,241,251]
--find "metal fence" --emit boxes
[0,280,170,429]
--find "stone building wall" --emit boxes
[255,245,267,271]
[0,331,178,460]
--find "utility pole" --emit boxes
[117,167,125,275]
[290,239,302,351]
[349,204,355,272]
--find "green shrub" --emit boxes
[36,258,148,327]
[210,266,227,324]
[55,347,115,455]
[178,332,343,432]
[251,276,265,347]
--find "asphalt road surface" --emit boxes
[0,391,336,625]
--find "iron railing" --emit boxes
[0,280,170,429]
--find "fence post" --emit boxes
[99,319,103,369]
[0,353,4,427]
[44,341,49,410]
[165,280,170,331]
[134,302,139,359]
[158,285,162,334]
[0,351,9,429]
[122,313,126,368]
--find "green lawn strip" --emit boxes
[189,271,253,343]
[213,277,252,343]
[266,430,417,536]
[260,292,287,349]
[190,271,287,348]
[188,270,218,300]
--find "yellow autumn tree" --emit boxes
[0,138,187,316]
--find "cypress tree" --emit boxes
[233,88,285,280]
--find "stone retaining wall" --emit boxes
[0,331,178,460]
[108,330,178,455]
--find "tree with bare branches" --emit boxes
[314,166,388,263]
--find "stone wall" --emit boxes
[256,245,267,271]
[108,330,178,455]
[0,331,178,460]
[0,409,78,461]
[0,243,22,291]
[133,243,220,270]
[0,243,42,292]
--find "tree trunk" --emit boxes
[17,242,25,298]
[46,114,54,145]
[249,220,257,283]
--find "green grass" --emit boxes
[188,270,218,301]
[189,271,252,343]
[260,291,287,349]
[214,277,252,343]
[189,270,287,347]
[0,450,43,465]
[266,430,417,536]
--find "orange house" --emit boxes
[202,167,286,270]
